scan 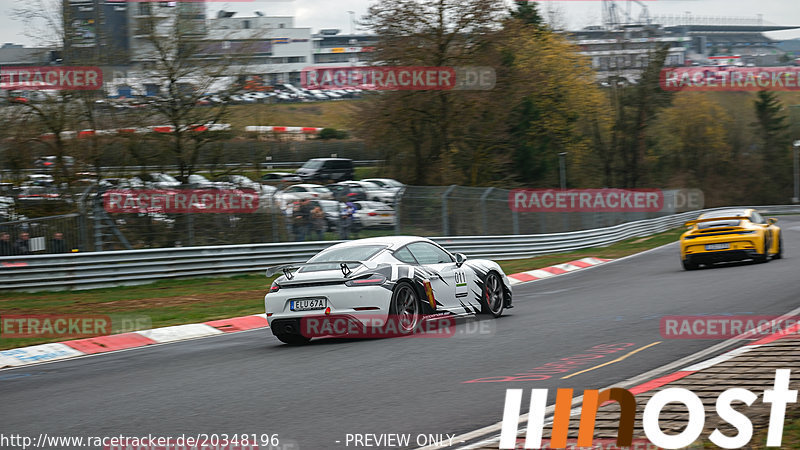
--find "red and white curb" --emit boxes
[507,257,612,285]
[0,314,270,369]
[626,320,800,396]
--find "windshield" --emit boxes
[307,245,385,263]
[301,160,323,169]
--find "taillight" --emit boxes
[268,282,280,294]
[367,212,377,216]
[345,274,386,287]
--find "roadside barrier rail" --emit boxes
[2,206,797,291]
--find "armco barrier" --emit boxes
[1,206,798,292]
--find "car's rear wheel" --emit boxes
[275,333,311,345]
[389,282,420,333]
[481,272,505,318]
[754,240,770,263]
[774,235,783,260]
[682,259,698,271]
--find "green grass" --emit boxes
[0,227,683,350]
[226,100,361,130]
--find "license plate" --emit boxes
[380,213,391,217]
[290,298,327,311]
[705,243,730,251]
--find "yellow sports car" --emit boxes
[680,208,782,270]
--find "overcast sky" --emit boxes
[2,0,799,47]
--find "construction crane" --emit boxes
[602,0,651,30]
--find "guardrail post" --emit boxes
[480,187,494,235]
[395,187,406,236]
[512,211,520,235]
[442,185,457,236]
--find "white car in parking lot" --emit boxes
[349,181,397,204]
[274,183,333,209]
[264,236,513,344]
[352,201,396,228]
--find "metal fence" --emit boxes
[2,205,798,292]
[395,186,702,236]
[0,183,756,255]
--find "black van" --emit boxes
[295,158,354,183]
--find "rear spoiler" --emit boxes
[266,260,377,280]
[684,216,746,227]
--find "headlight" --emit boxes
[345,274,387,287]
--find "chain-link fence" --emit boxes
[0,213,87,256]
[0,185,704,253]
[396,186,702,236]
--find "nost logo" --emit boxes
[500,369,797,449]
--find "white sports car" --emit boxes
[264,236,513,345]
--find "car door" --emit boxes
[406,242,469,313]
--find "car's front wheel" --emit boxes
[481,272,505,318]
[389,282,420,334]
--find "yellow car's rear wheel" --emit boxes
[682,259,698,271]
[774,235,783,260]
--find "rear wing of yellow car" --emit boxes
[684,216,746,227]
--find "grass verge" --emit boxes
[0,227,684,350]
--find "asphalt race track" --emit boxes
[3,216,800,449]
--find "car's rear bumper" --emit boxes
[684,249,760,265]
[265,285,392,330]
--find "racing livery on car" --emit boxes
[680,208,782,270]
[264,236,513,344]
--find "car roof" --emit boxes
[699,208,752,219]
[325,236,435,251]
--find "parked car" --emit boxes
[212,175,261,191]
[295,158,354,183]
[34,156,75,170]
[182,174,216,188]
[137,173,181,189]
[260,172,302,186]
[349,180,397,205]
[274,183,333,209]
[362,178,405,192]
[352,201,396,229]
[326,182,368,202]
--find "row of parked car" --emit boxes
[200,84,363,105]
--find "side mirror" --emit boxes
[768,218,778,225]
[455,252,467,267]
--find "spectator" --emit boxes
[0,232,12,256]
[284,201,295,240]
[50,232,68,253]
[339,201,356,239]
[15,232,31,255]
[311,206,326,241]
[294,198,312,241]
